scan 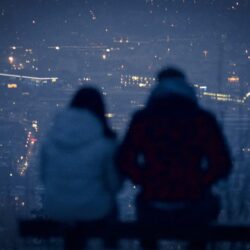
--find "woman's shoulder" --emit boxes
[101,137,118,153]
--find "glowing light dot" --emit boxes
[8,56,14,64]
[203,50,208,57]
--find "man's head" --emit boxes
[157,67,186,83]
[149,66,196,103]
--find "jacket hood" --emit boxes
[48,109,103,148]
[148,77,197,104]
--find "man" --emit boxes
[118,67,232,249]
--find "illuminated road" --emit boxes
[0,73,58,82]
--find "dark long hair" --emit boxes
[70,87,116,139]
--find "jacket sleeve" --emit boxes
[202,113,232,186]
[117,113,145,185]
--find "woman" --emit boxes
[40,87,121,222]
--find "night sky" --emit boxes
[0,0,250,87]
[1,0,249,46]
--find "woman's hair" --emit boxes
[70,87,116,138]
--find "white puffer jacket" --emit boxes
[40,109,120,221]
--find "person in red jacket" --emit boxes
[118,67,232,250]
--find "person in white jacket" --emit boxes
[40,87,121,222]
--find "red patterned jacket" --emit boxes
[118,96,232,202]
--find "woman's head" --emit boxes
[70,87,116,138]
[70,87,105,118]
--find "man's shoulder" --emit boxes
[196,107,219,128]
[198,107,216,119]
[131,108,152,123]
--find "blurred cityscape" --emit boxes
[0,0,250,249]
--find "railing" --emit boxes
[19,219,250,250]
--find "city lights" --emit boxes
[0,73,58,83]
[7,83,18,88]
[228,76,240,83]
[203,50,208,57]
[105,113,114,118]
[121,75,155,88]
[0,1,250,243]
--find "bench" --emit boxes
[19,219,250,249]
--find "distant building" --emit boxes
[121,74,155,88]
